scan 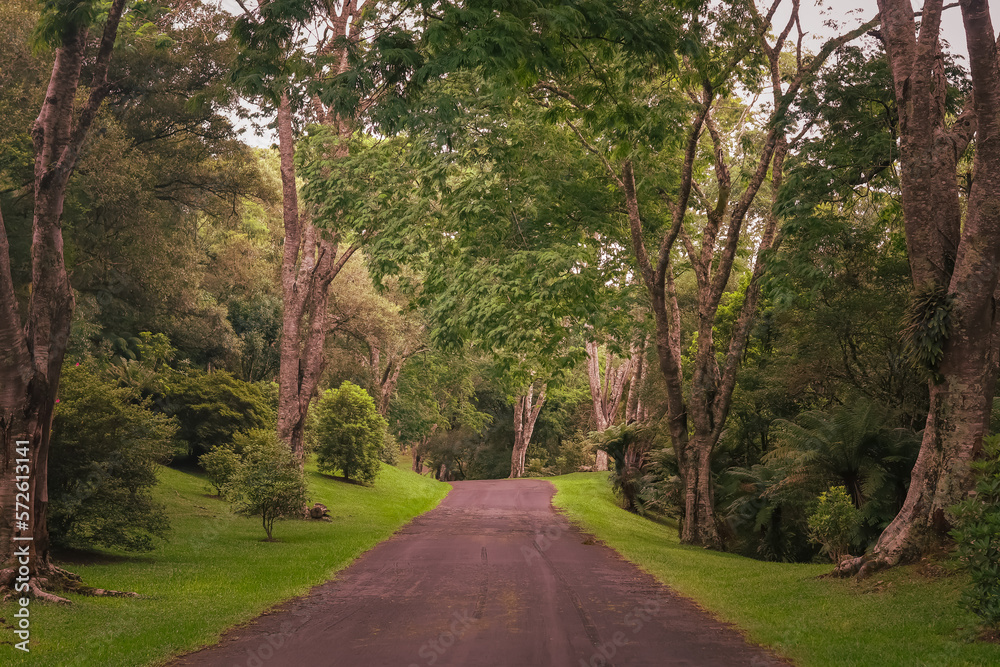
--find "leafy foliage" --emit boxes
[388,350,492,449]
[591,423,650,513]
[722,461,817,563]
[162,370,276,458]
[903,284,954,383]
[49,364,175,551]
[716,398,919,562]
[199,445,242,496]
[223,429,308,540]
[950,435,1000,631]
[808,486,861,564]
[312,381,388,484]
[768,399,920,546]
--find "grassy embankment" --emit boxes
[0,461,448,666]
[550,472,1000,667]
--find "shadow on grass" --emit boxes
[316,472,368,486]
[52,547,156,566]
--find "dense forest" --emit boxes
[1,0,999,635]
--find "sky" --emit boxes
[789,0,998,59]
[231,1,997,147]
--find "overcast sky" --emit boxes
[233,1,996,147]
[791,0,998,60]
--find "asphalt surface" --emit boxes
[172,479,789,667]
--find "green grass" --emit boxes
[549,472,1000,667]
[1,462,449,666]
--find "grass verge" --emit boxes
[1,462,448,666]
[549,472,1000,667]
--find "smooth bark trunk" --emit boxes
[586,341,638,470]
[625,335,649,423]
[275,3,362,462]
[359,338,428,416]
[1,0,131,600]
[510,384,546,478]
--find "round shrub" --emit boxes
[223,429,308,540]
[199,444,242,496]
[808,485,861,564]
[312,381,388,484]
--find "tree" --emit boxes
[624,335,651,425]
[0,0,131,601]
[585,339,641,471]
[163,369,276,459]
[837,0,1000,576]
[387,349,492,473]
[224,429,308,541]
[199,444,242,496]
[230,0,366,463]
[530,2,877,547]
[312,381,387,484]
[592,423,649,512]
[48,363,175,553]
[321,256,429,416]
[510,380,547,479]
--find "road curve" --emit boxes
[172,479,788,667]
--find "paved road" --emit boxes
[173,480,788,667]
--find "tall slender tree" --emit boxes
[585,340,639,470]
[0,0,130,600]
[510,380,547,478]
[232,0,365,461]
[534,1,877,546]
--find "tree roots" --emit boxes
[0,564,139,603]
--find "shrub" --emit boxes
[162,370,276,458]
[199,444,242,495]
[592,424,649,513]
[223,430,308,540]
[50,363,176,551]
[311,381,387,484]
[380,431,400,466]
[808,486,860,564]
[721,462,817,563]
[950,434,1000,632]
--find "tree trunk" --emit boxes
[275,3,363,463]
[839,0,1000,576]
[586,341,636,471]
[1,0,132,601]
[625,335,648,423]
[373,346,426,416]
[274,94,358,463]
[510,383,546,478]
[604,3,869,548]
